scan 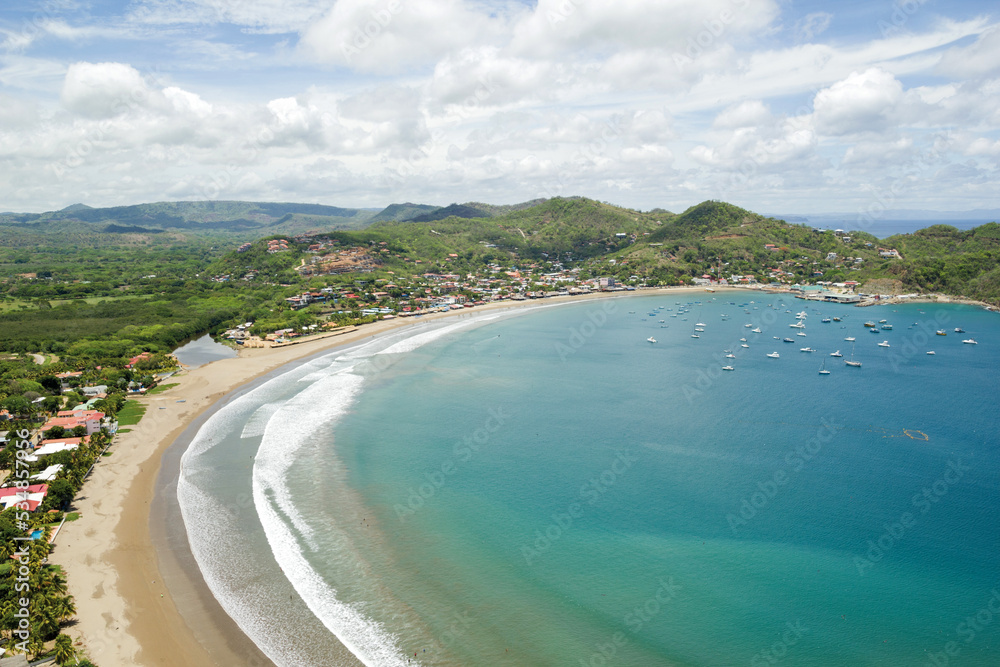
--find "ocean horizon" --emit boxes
[178,293,1000,666]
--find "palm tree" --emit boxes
[53,633,75,665]
[53,595,76,623]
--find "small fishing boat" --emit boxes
[878,340,890,348]
[830,350,843,357]
[963,339,978,345]
[647,337,656,343]
[767,352,780,358]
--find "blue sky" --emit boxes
[1,0,998,216]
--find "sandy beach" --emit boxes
[47,286,725,666]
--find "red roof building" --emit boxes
[43,410,105,435]
[0,484,48,512]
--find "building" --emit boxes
[31,464,63,482]
[42,410,105,436]
[822,293,861,303]
[0,484,49,512]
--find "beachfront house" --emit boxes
[42,410,105,436]
[0,484,49,512]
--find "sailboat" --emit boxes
[819,359,831,375]
[845,342,861,367]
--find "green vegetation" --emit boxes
[116,400,147,426]
[0,197,997,366]
[145,383,179,395]
[0,427,117,659]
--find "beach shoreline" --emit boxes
[47,285,737,666]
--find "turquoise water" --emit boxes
[179,294,1000,666]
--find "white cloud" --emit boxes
[935,26,1000,79]
[812,68,904,136]
[300,0,507,73]
[510,0,780,57]
[60,62,152,118]
[794,12,832,42]
[713,100,772,129]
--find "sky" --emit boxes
[0,0,999,216]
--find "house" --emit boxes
[0,484,48,512]
[27,438,85,462]
[126,352,152,369]
[81,385,108,397]
[826,252,837,260]
[42,410,105,435]
[31,464,63,482]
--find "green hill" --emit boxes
[408,203,492,223]
[0,200,378,239]
[368,203,441,223]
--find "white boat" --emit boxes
[819,360,830,375]
[844,336,855,342]
[696,322,706,327]
[783,338,794,343]
[936,330,947,336]
[725,353,736,359]
[767,352,780,358]
[790,322,805,328]
[744,323,753,328]
[752,328,762,333]
[963,339,978,344]
[739,337,747,342]
[800,347,815,352]
[821,318,831,323]
[927,351,935,355]
[647,337,656,343]
[845,342,861,367]
[797,332,807,337]
[741,344,749,348]
[830,350,842,357]
[878,340,890,347]
[722,365,734,370]
[691,334,700,338]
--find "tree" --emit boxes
[53,633,75,665]
[2,396,31,417]
[71,425,87,438]
[43,479,76,510]
[39,376,62,394]
[44,426,67,440]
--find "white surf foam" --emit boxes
[252,370,411,665]
[179,311,526,666]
